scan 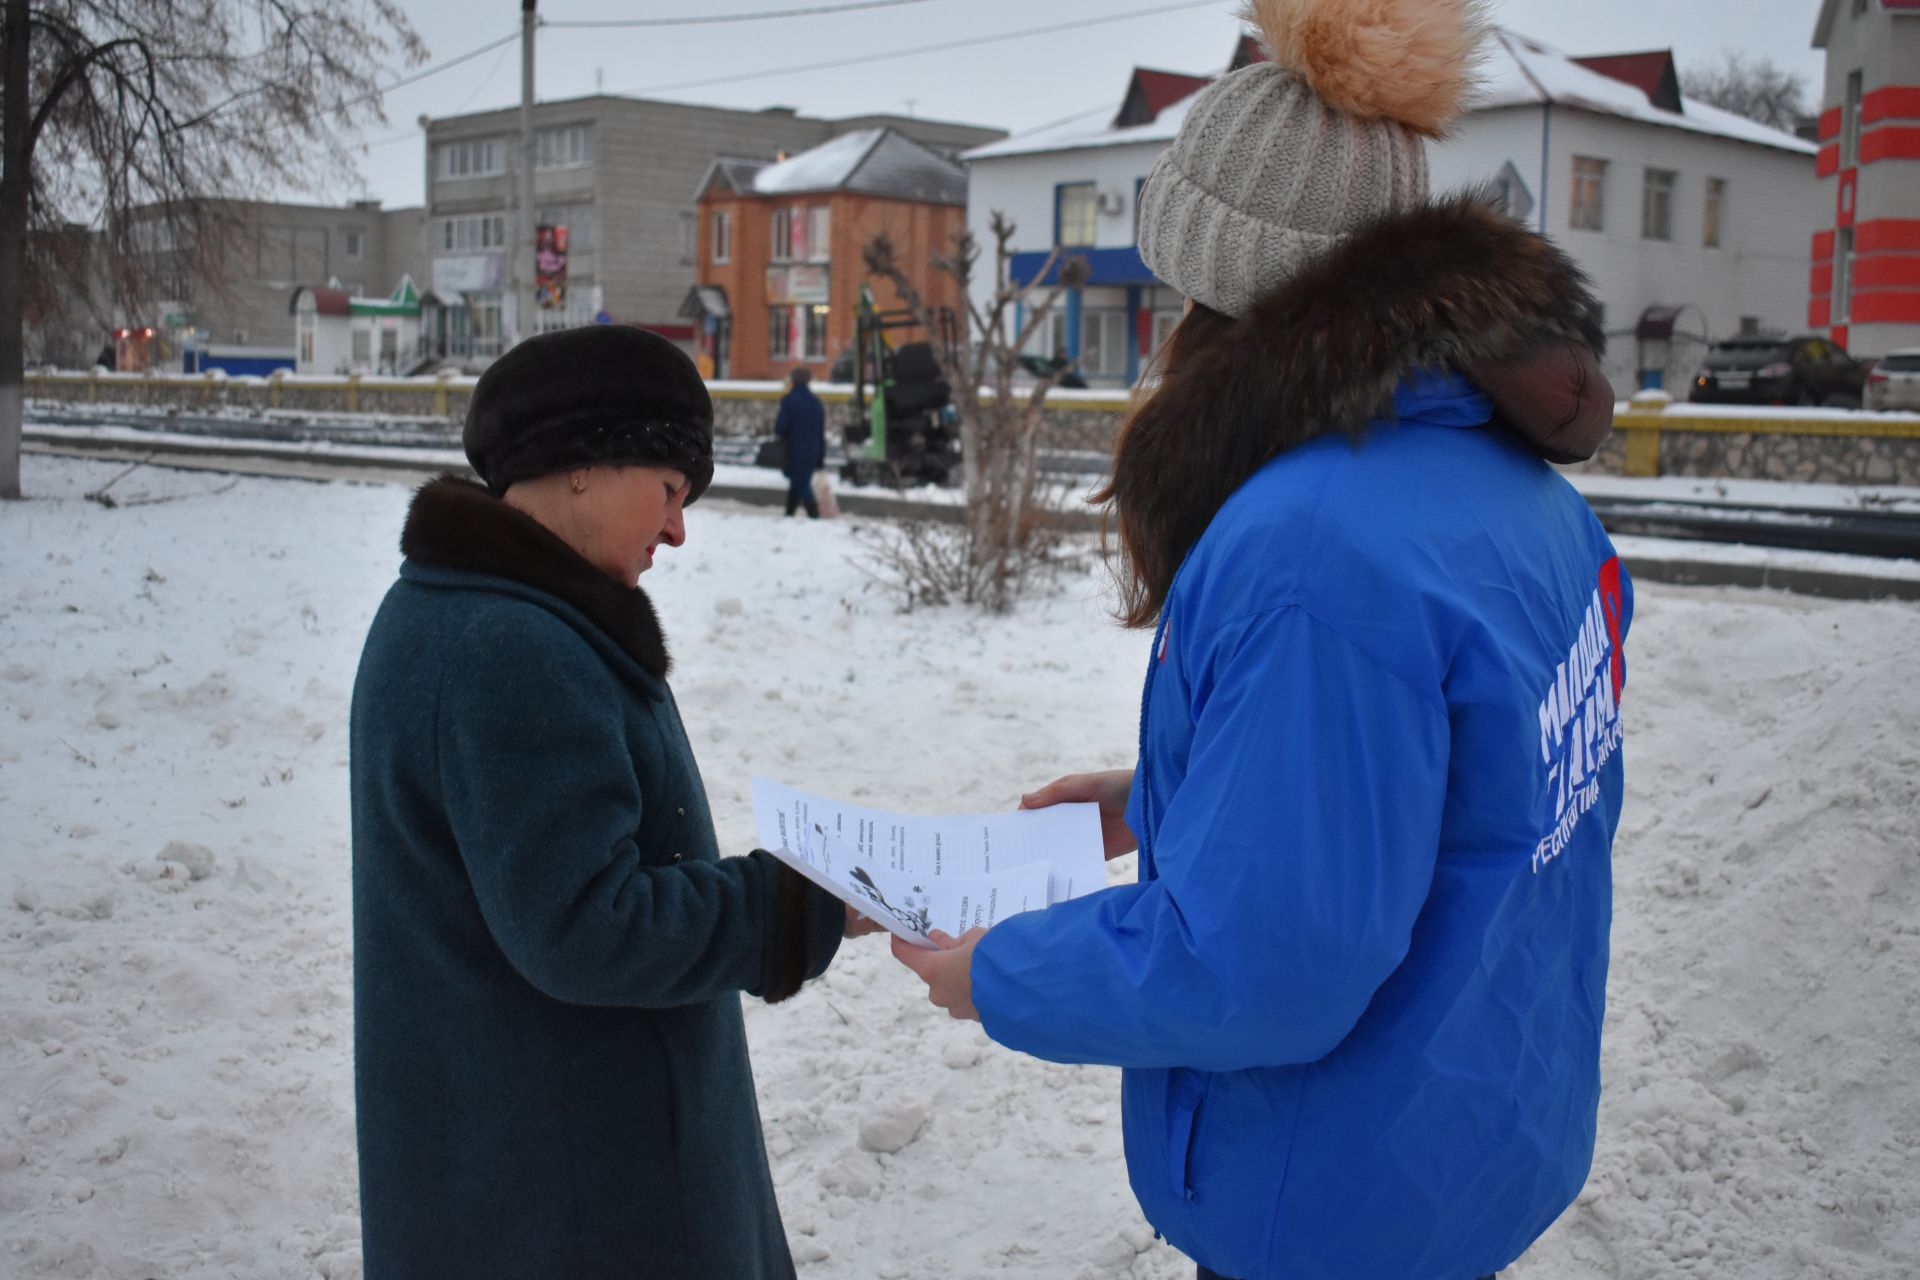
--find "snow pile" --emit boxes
[2,456,1917,1279]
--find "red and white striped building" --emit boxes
[1811,0,1920,358]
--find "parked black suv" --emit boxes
[1690,335,1865,408]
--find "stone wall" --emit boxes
[1557,428,1920,486]
[26,372,474,424]
[708,387,1124,455]
[28,373,1920,486]
[1653,429,1920,486]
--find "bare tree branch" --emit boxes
[1681,52,1811,134]
[859,212,1096,610]
[2,0,425,497]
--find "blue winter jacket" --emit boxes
[973,372,1631,1280]
[774,385,827,476]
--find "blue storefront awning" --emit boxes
[1009,245,1159,289]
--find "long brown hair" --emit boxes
[1093,300,1366,629]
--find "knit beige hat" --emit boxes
[1138,0,1489,318]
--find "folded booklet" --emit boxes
[751,774,1107,949]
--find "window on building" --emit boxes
[1852,0,1868,16]
[1844,70,1864,167]
[470,294,504,357]
[769,305,794,359]
[1080,312,1128,378]
[771,208,792,262]
[1641,169,1676,241]
[536,204,593,252]
[536,124,593,170]
[712,210,732,264]
[435,138,502,180]
[1836,227,1855,322]
[803,304,830,360]
[437,215,507,252]
[344,229,364,260]
[807,207,831,263]
[1019,304,1065,359]
[1703,178,1726,248]
[1570,157,1607,232]
[1056,182,1097,246]
[351,327,372,364]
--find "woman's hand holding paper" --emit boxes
[1020,769,1138,860]
[892,927,986,1022]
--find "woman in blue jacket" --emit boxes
[774,366,827,518]
[894,2,1632,1277]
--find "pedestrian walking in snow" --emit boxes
[349,324,879,1279]
[774,366,826,518]
[893,2,1632,1278]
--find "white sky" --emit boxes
[335,0,1834,209]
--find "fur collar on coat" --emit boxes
[1214,191,1612,460]
[399,475,671,679]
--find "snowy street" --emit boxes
[1,455,1916,1279]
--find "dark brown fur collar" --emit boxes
[1102,194,1614,624]
[400,475,670,679]
[1236,191,1607,443]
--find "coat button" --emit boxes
[671,852,684,863]
[676,807,685,818]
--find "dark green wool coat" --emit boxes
[351,476,843,1280]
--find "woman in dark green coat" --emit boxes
[350,325,870,1279]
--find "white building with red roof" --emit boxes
[964,31,1824,391]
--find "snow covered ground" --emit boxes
[1,455,1916,1280]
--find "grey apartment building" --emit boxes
[422,95,1003,363]
[143,199,425,368]
[29,199,426,372]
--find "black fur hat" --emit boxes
[464,325,715,502]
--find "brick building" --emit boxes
[690,128,970,381]
[423,97,1001,366]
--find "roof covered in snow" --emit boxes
[966,29,1818,163]
[1483,31,1817,155]
[697,128,967,205]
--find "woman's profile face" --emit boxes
[579,464,690,586]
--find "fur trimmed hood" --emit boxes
[1103,193,1615,624]
[1235,190,1610,455]
[399,475,671,679]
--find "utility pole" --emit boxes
[510,0,537,350]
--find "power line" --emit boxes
[356,37,515,152]
[353,0,1233,162]
[626,0,1232,95]
[545,0,941,29]
[335,31,523,113]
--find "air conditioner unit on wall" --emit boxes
[1095,188,1126,216]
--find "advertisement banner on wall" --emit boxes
[535,224,569,309]
[432,254,501,295]
[765,264,830,306]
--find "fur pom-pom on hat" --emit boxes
[1242,0,1490,137]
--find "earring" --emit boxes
[570,473,587,495]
